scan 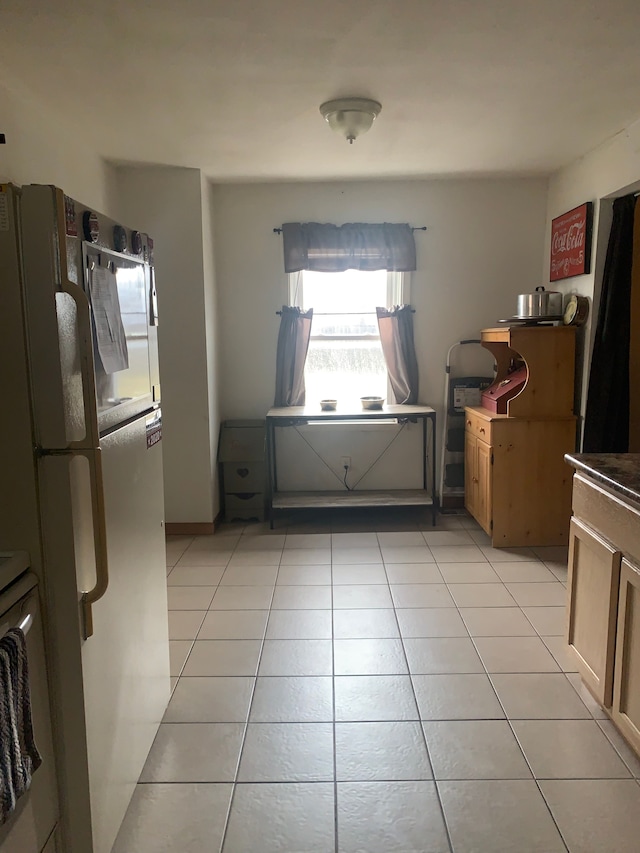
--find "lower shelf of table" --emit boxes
[271,489,434,510]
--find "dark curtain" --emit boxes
[583,195,637,452]
[273,306,313,407]
[282,222,416,273]
[376,305,419,404]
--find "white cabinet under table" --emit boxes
[265,404,437,528]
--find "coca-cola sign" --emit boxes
[550,202,593,281]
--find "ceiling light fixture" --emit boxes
[319,97,382,144]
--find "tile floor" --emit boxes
[112,510,640,853]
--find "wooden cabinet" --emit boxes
[612,558,640,754]
[465,427,492,534]
[464,326,576,547]
[566,465,640,758]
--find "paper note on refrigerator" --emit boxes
[89,265,129,374]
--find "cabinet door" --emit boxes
[464,431,477,519]
[612,558,640,754]
[476,439,492,534]
[566,517,621,706]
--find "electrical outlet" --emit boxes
[341,456,351,469]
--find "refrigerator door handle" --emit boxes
[73,446,109,639]
[60,276,101,450]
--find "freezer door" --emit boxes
[83,245,153,434]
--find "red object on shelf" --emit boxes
[481,366,527,414]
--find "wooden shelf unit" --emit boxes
[464,326,577,547]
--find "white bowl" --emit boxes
[320,399,337,411]
[360,396,384,410]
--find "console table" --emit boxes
[265,404,437,528]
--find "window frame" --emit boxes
[287,269,410,403]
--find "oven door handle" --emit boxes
[0,593,37,641]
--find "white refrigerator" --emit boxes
[0,183,170,853]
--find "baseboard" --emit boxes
[165,521,215,535]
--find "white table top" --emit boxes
[266,404,435,419]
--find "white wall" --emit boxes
[213,178,548,488]
[544,122,640,438]
[113,166,217,525]
[0,80,116,213]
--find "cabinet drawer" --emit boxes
[223,462,265,493]
[464,409,492,443]
[572,473,640,565]
[225,493,265,520]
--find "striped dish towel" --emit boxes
[0,627,42,825]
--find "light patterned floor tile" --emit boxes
[384,563,444,584]
[396,607,468,638]
[167,566,225,586]
[522,606,566,636]
[439,780,566,853]
[112,783,232,853]
[223,783,335,852]
[412,674,504,720]
[168,610,206,640]
[164,676,254,723]
[333,608,399,639]
[276,565,332,585]
[258,639,333,676]
[334,675,419,721]
[140,723,244,782]
[403,637,484,674]
[334,638,408,675]
[491,673,591,719]
[249,676,333,722]
[335,721,432,781]
[197,609,269,640]
[266,609,332,640]
[182,640,262,676]
[511,719,631,778]
[540,779,640,853]
[337,781,450,853]
[459,607,536,637]
[237,722,334,782]
[474,636,561,673]
[390,583,455,609]
[333,584,393,609]
[332,564,388,584]
[423,720,531,780]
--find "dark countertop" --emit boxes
[565,453,640,510]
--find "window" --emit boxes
[289,269,408,404]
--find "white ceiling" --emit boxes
[3,0,640,181]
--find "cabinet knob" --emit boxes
[466,420,471,426]
[479,427,485,434]
[472,477,478,483]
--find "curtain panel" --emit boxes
[273,306,313,407]
[282,222,416,273]
[583,195,636,452]
[376,305,419,404]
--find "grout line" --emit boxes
[390,575,455,853]
[216,529,281,852]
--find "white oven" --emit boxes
[0,565,59,853]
